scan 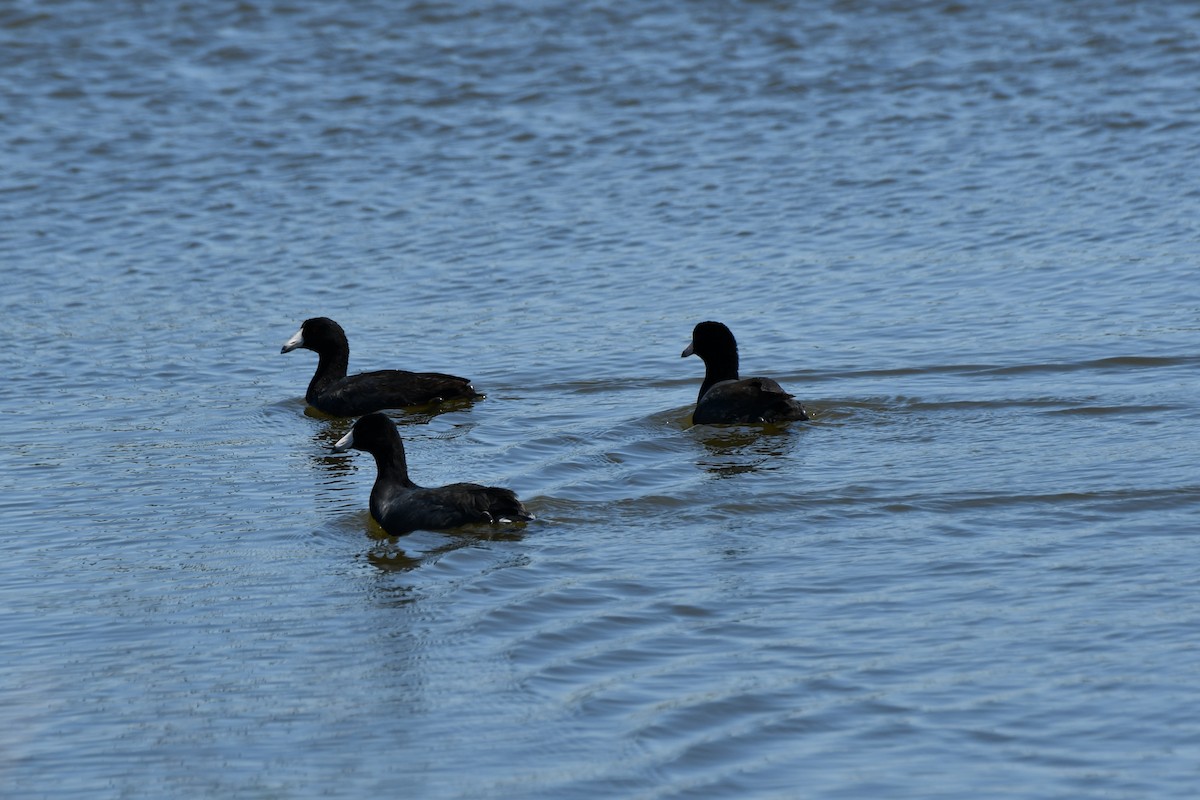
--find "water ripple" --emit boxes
[4,0,1200,797]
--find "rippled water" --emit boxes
[4,1,1200,797]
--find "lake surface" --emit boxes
[3,1,1200,797]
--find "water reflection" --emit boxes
[364,543,424,573]
[303,398,476,426]
[691,423,801,477]
[363,523,529,573]
[310,418,356,473]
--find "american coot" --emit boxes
[281,317,481,416]
[681,321,809,425]
[332,412,534,535]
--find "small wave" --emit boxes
[814,355,1199,383]
[976,355,1199,376]
[918,486,1200,514]
[1040,404,1178,417]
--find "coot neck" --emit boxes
[370,432,418,490]
[306,346,350,403]
[699,350,739,402]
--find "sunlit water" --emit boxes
[3,1,1200,797]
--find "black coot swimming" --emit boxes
[332,412,534,536]
[281,317,480,416]
[681,321,809,424]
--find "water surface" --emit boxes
[3,1,1200,797]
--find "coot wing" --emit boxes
[435,483,534,524]
[317,369,478,416]
[374,483,531,534]
[693,377,809,425]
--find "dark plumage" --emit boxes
[681,321,809,425]
[281,317,480,416]
[332,412,534,535]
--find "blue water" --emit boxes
[3,1,1200,797]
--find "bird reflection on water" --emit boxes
[691,423,803,478]
[364,523,529,574]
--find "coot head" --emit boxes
[682,321,739,363]
[331,412,396,454]
[281,317,348,355]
